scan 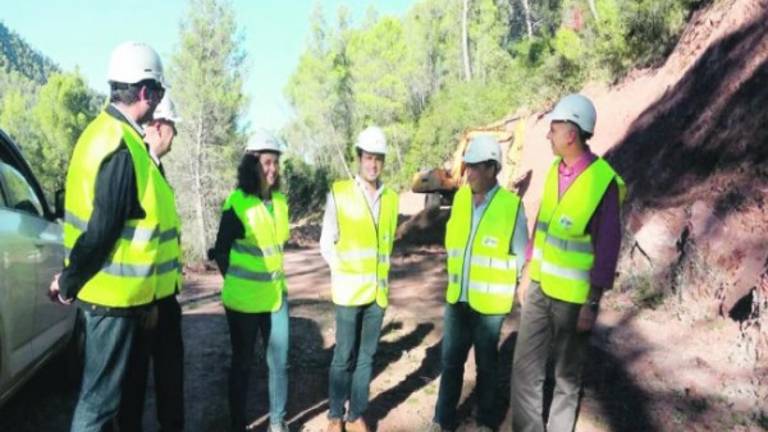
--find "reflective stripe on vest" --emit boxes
[154,168,182,300]
[529,157,626,304]
[444,185,521,315]
[222,189,290,313]
[330,179,398,308]
[63,111,173,307]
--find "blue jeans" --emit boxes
[434,302,505,429]
[328,302,385,421]
[225,296,289,431]
[71,307,156,432]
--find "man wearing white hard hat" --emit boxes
[512,94,626,432]
[211,131,290,432]
[116,94,185,431]
[427,135,528,432]
[320,126,399,432]
[48,41,171,431]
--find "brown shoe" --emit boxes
[326,419,343,432]
[345,418,370,432]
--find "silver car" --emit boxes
[0,128,81,405]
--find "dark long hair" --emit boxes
[237,152,280,197]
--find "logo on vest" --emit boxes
[482,236,499,248]
[559,215,574,230]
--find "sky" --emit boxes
[0,0,415,130]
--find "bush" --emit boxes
[281,158,331,221]
[624,0,691,67]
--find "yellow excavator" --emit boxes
[410,114,525,208]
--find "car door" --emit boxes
[0,161,45,377]
[0,154,68,349]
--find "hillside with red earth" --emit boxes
[498,0,768,426]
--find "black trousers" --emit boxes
[152,296,185,431]
[118,296,184,432]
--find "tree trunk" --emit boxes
[521,0,533,38]
[462,0,473,81]
[193,110,207,261]
[588,0,600,21]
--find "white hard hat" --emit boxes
[107,41,166,87]
[153,94,181,123]
[246,130,283,154]
[464,134,502,165]
[355,126,387,155]
[548,93,597,134]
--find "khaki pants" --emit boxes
[512,282,589,432]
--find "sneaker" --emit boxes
[269,421,289,432]
[326,418,343,432]
[476,425,494,432]
[345,418,370,432]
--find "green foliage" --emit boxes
[0,72,96,202]
[624,0,693,67]
[31,73,97,196]
[281,158,331,221]
[165,0,248,262]
[0,21,59,84]
[283,0,702,189]
[553,28,585,62]
[0,22,103,204]
[284,4,355,174]
[404,79,515,183]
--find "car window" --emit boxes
[0,161,44,217]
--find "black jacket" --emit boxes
[59,105,150,315]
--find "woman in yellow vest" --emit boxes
[212,131,290,432]
[428,135,528,432]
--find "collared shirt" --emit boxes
[319,175,384,266]
[526,150,622,290]
[459,184,528,302]
[558,151,593,199]
[110,103,145,138]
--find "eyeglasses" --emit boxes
[143,82,165,101]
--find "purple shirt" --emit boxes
[526,151,622,290]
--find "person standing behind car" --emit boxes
[117,94,185,432]
[48,41,171,432]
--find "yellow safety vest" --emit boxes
[154,171,182,299]
[222,189,290,313]
[528,157,626,304]
[445,185,521,314]
[331,179,398,308]
[63,111,178,307]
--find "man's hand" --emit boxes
[48,273,73,305]
[577,286,604,332]
[576,303,598,333]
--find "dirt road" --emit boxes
[0,244,763,431]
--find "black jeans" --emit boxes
[71,307,156,432]
[152,296,185,431]
[117,297,184,432]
